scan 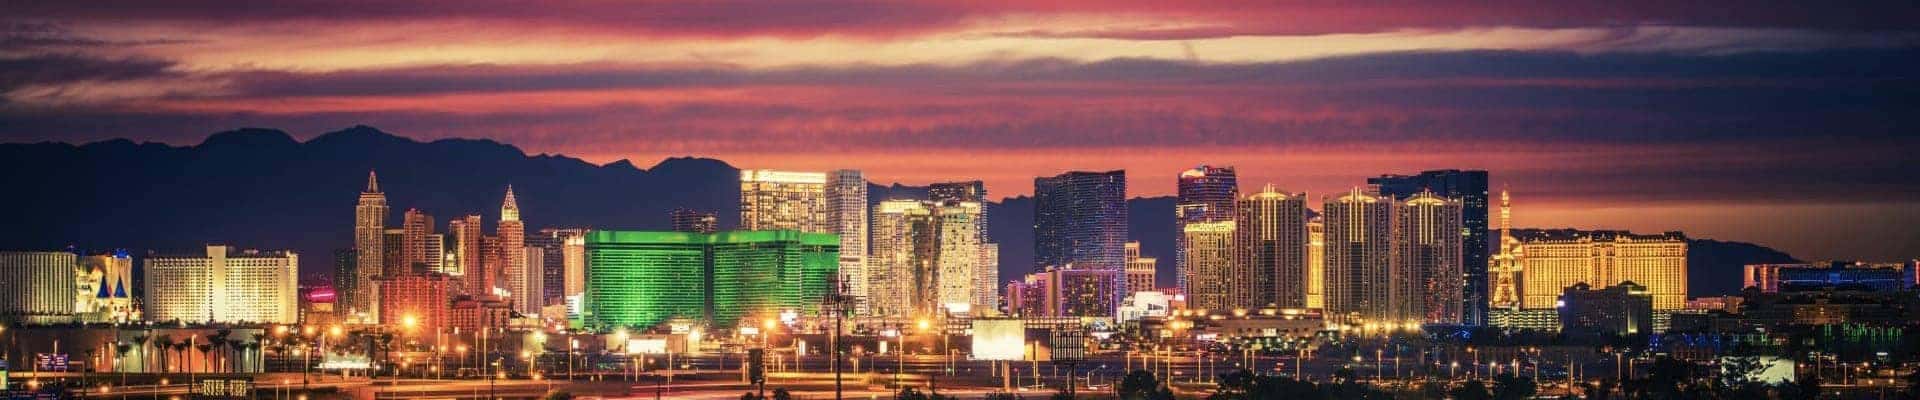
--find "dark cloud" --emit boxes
[0,53,177,93]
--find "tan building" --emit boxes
[448,214,484,295]
[1182,221,1237,312]
[869,200,933,317]
[1517,229,1688,310]
[1125,241,1157,295]
[1236,185,1309,309]
[76,252,138,323]
[353,171,388,320]
[1306,219,1326,309]
[144,245,299,324]
[1390,191,1464,324]
[740,169,829,232]
[0,251,77,324]
[401,208,436,274]
[1323,188,1391,323]
[825,170,869,313]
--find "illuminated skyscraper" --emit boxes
[531,228,588,308]
[1369,170,1490,325]
[144,245,299,324]
[1324,188,1391,323]
[1182,221,1237,312]
[868,200,932,317]
[1306,219,1326,309]
[979,242,1000,311]
[1390,191,1464,324]
[582,230,838,329]
[0,251,77,324]
[1236,185,1308,309]
[825,170,869,313]
[1516,229,1688,310]
[401,208,437,275]
[1125,241,1157,295]
[332,248,357,309]
[930,180,999,313]
[1034,170,1128,311]
[740,170,829,232]
[670,209,718,234]
[934,201,983,315]
[1177,166,1238,295]
[383,228,404,277]
[448,215,484,295]
[498,186,530,314]
[353,170,388,319]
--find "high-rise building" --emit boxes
[740,170,829,232]
[332,248,357,310]
[481,235,501,297]
[497,186,530,313]
[379,272,450,344]
[869,200,932,317]
[1125,242,1157,295]
[1176,166,1238,295]
[1744,261,1908,293]
[353,170,388,319]
[1034,170,1128,311]
[1306,219,1326,309]
[1516,229,1688,310]
[979,242,1000,312]
[825,170,870,314]
[531,228,588,308]
[563,233,587,316]
[522,246,544,315]
[582,230,838,329]
[1182,221,1237,312]
[1390,191,1464,324]
[930,180,999,314]
[934,201,983,315]
[144,245,299,324]
[1236,185,1308,309]
[402,208,436,274]
[0,251,77,324]
[929,180,991,240]
[670,209,718,234]
[448,215,484,295]
[75,251,137,323]
[425,233,446,274]
[1324,188,1392,323]
[1369,170,1489,325]
[382,228,405,277]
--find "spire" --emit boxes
[500,184,520,221]
[365,170,380,193]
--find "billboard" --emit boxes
[972,319,1026,361]
[1721,356,1795,384]
[627,338,669,354]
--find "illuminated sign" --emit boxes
[627,339,669,355]
[194,378,254,399]
[971,319,1026,361]
[33,354,68,372]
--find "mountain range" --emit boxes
[0,126,1794,296]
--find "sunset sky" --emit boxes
[4,1,1917,261]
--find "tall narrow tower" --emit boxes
[353,170,388,321]
[498,185,529,313]
[1489,190,1521,310]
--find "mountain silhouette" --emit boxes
[1,125,1795,298]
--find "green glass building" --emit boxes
[583,230,838,330]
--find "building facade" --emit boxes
[1323,188,1392,323]
[1516,229,1688,310]
[1390,191,1464,324]
[1369,170,1489,325]
[1745,261,1909,293]
[379,272,451,344]
[1006,268,1122,319]
[1176,166,1238,296]
[353,171,388,320]
[1559,282,1653,336]
[448,215,484,295]
[1236,185,1308,309]
[1034,170,1128,310]
[670,209,718,234]
[740,169,829,232]
[582,230,839,330]
[76,252,138,322]
[497,186,531,314]
[1182,221,1238,312]
[402,208,436,274]
[0,251,77,324]
[825,170,869,314]
[144,245,299,324]
[1125,242,1157,295]
[1306,219,1325,309]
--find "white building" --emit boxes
[825,170,870,314]
[144,245,299,324]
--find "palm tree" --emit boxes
[172,341,190,373]
[152,335,174,374]
[131,335,150,373]
[252,333,268,372]
[209,329,231,372]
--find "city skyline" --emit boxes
[3,1,1916,265]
